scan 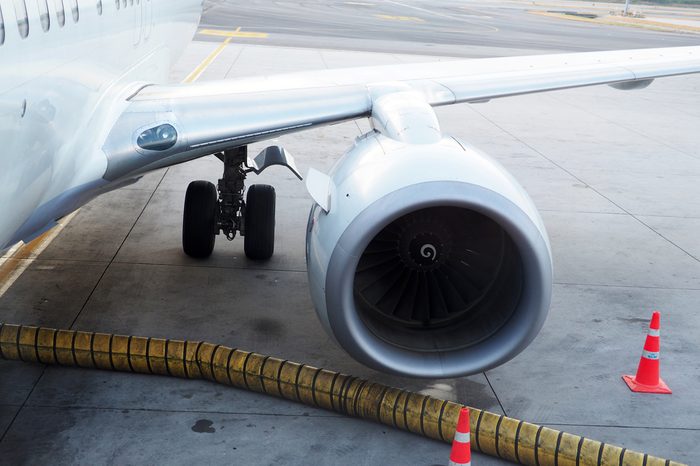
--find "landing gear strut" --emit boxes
[182,146,281,260]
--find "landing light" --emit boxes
[137,124,178,151]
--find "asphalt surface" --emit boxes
[201,0,700,56]
[1,1,700,465]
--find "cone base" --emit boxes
[622,375,672,394]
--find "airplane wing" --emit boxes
[102,46,700,182]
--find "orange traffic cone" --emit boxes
[449,407,471,466]
[622,311,672,394]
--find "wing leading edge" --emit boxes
[102,46,700,182]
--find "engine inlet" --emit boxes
[354,206,524,352]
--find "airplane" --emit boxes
[1,0,699,378]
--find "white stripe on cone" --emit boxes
[453,431,470,443]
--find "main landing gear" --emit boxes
[182,145,302,260]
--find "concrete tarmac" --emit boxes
[200,0,700,57]
[1,1,700,465]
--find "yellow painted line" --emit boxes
[375,14,424,22]
[198,28,269,39]
[183,37,233,84]
[530,10,700,34]
[0,211,78,298]
[612,16,700,33]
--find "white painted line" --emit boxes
[0,244,21,267]
[0,211,78,298]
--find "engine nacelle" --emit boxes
[306,132,552,378]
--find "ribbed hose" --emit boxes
[0,323,684,466]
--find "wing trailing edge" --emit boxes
[101,46,700,183]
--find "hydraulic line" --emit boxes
[0,323,685,466]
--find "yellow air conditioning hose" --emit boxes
[0,323,684,466]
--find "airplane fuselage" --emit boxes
[0,0,202,250]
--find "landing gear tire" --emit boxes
[182,180,217,258]
[244,184,276,260]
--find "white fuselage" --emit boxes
[0,0,202,250]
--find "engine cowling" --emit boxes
[306,132,552,378]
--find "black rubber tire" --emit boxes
[182,180,217,258]
[244,184,276,260]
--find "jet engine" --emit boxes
[306,131,553,378]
